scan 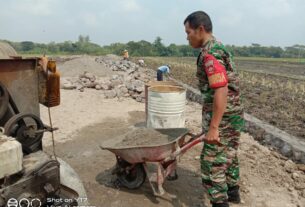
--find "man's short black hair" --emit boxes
[184,11,213,32]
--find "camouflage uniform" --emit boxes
[196,37,244,203]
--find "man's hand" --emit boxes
[204,127,220,145]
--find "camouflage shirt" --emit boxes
[197,36,243,117]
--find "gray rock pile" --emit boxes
[61,56,155,103]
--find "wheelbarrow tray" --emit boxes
[100,128,188,163]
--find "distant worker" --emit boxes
[157,65,171,81]
[122,49,129,60]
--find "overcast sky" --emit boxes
[0,0,304,47]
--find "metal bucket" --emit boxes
[145,80,179,123]
[147,85,186,128]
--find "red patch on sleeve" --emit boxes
[203,54,228,89]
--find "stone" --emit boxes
[101,84,111,90]
[111,75,119,80]
[119,86,128,94]
[80,78,87,83]
[85,82,97,88]
[95,85,102,90]
[89,76,96,82]
[110,79,122,88]
[281,144,293,157]
[293,150,303,162]
[125,81,133,90]
[104,90,117,99]
[284,160,296,173]
[136,96,142,102]
[297,164,305,172]
[84,72,94,79]
[140,91,145,98]
[292,172,299,180]
[62,82,76,90]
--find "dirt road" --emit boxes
[41,88,305,207]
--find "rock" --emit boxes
[135,86,144,93]
[284,160,296,173]
[136,96,142,102]
[130,80,144,91]
[292,172,300,180]
[115,87,124,98]
[89,76,96,82]
[80,78,87,83]
[95,85,102,90]
[111,75,119,80]
[119,86,128,95]
[125,81,133,90]
[79,73,86,79]
[128,90,135,96]
[104,90,117,99]
[84,72,94,79]
[101,84,111,90]
[85,82,97,88]
[138,59,145,66]
[140,91,145,98]
[132,93,139,99]
[284,183,290,188]
[110,79,122,88]
[195,156,200,160]
[288,186,294,192]
[297,164,305,172]
[62,82,76,90]
[280,144,293,157]
[295,183,305,190]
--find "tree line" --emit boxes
[2,35,305,58]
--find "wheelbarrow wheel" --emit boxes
[117,164,146,189]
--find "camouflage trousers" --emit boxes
[201,112,244,203]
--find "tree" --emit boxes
[153,37,168,56]
[20,41,34,51]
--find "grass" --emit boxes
[235,56,305,63]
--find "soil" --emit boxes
[236,59,305,77]
[57,55,115,77]
[110,128,187,148]
[0,41,17,58]
[40,56,305,207]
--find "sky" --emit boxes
[0,0,304,47]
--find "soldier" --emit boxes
[184,11,244,207]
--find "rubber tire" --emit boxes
[117,164,146,189]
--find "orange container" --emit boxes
[45,70,60,107]
[40,60,60,107]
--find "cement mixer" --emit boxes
[0,53,87,206]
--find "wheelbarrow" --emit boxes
[100,128,204,196]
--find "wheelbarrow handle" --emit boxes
[164,133,205,162]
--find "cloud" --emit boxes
[257,0,293,18]
[120,0,141,12]
[81,13,99,27]
[8,0,55,16]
